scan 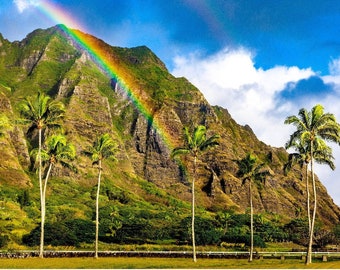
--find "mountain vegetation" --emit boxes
[0,25,340,252]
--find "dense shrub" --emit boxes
[0,235,9,248]
[176,216,222,245]
[64,219,95,244]
[284,218,309,246]
[113,218,153,244]
[254,218,287,242]
[23,219,95,247]
[23,223,78,246]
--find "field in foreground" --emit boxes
[1,257,340,269]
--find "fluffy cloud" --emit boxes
[13,0,40,13]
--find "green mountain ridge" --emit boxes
[0,25,339,248]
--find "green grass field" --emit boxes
[1,257,340,269]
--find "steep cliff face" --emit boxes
[0,25,339,233]
[0,92,30,187]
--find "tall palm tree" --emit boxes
[171,125,219,262]
[85,133,118,258]
[31,134,76,255]
[284,104,340,265]
[236,153,270,262]
[18,91,65,258]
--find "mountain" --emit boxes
[0,25,339,247]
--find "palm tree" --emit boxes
[171,125,219,262]
[31,134,76,255]
[236,153,270,262]
[85,133,118,258]
[284,104,340,265]
[18,91,65,258]
[216,211,232,234]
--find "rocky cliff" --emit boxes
[0,26,339,242]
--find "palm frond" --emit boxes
[87,133,118,164]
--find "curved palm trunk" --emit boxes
[192,156,197,262]
[95,159,102,259]
[39,163,53,258]
[249,181,253,262]
[306,145,316,265]
[38,128,44,258]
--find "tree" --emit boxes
[31,134,76,256]
[18,91,65,258]
[85,133,118,258]
[215,210,232,234]
[236,153,270,262]
[171,125,219,262]
[284,104,340,265]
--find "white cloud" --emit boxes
[171,47,314,146]
[171,47,340,206]
[13,0,40,13]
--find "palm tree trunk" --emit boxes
[43,164,53,203]
[306,164,311,232]
[39,163,52,259]
[38,128,44,259]
[192,156,197,262]
[95,160,102,259]
[249,181,253,262]
[306,145,316,265]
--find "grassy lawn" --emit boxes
[1,257,340,269]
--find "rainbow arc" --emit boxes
[38,0,174,149]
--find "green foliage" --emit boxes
[18,91,65,136]
[16,189,31,209]
[284,218,309,246]
[236,153,269,185]
[23,223,75,247]
[105,186,130,204]
[23,219,95,247]
[63,219,95,244]
[85,133,118,165]
[0,235,9,248]
[254,216,287,242]
[176,216,222,246]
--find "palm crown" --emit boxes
[19,91,65,133]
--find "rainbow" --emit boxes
[37,0,175,150]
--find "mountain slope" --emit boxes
[0,26,339,246]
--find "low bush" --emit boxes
[0,234,9,248]
[22,219,95,247]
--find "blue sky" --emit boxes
[2,0,340,205]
